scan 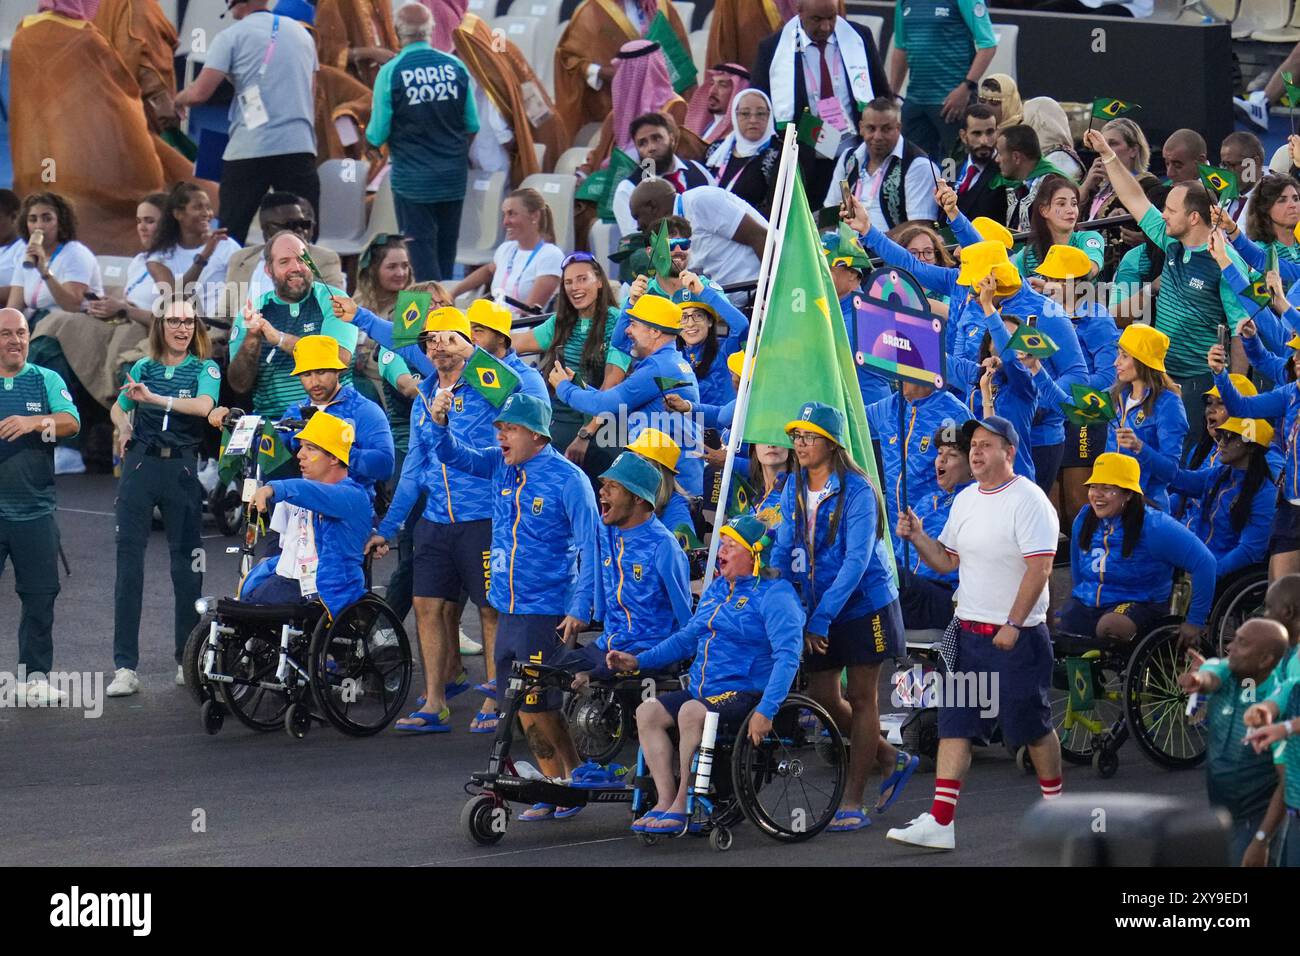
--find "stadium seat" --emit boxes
[690,29,709,79]
[180,0,233,86]
[519,173,576,251]
[467,0,494,14]
[364,176,401,246]
[846,13,886,50]
[981,24,1018,83]
[0,0,38,56]
[1179,0,1239,19]
[158,0,179,27]
[455,170,509,269]
[506,0,562,85]
[316,159,370,256]
[1252,0,1300,39]
[674,2,696,32]
[97,256,135,293]
[554,146,591,176]
[587,220,622,275]
[574,122,603,147]
[1233,0,1291,36]
[491,16,550,89]
[701,7,712,35]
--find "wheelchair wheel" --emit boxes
[1050,656,1123,765]
[461,794,507,847]
[182,612,216,706]
[565,685,631,764]
[216,624,294,732]
[1124,624,1208,769]
[730,694,845,842]
[200,699,224,735]
[1209,570,1267,658]
[308,594,412,736]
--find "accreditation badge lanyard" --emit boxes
[502,243,543,301]
[239,15,280,130]
[259,15,281,77]
[296,508,319,597]
[799,30,848,133]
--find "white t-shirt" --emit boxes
[0,238,24,287]
[147,237,242,317]
[826,140,941,232]
[678,187,768,288]
[469,86,513,175]
[937,474,1060,627]
[271,502,316,585]
[122,253,160,311]
[8,240,103,311]
[491,240,563,314]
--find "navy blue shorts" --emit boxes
[936,621,1054,748]
[1061,423,1107,469]
[412,517,491,606]
[495,611,563,712]
[1055,597,1165,638]
[805,600,905,672]
[1270,499,1300,555]
[654,688,761,733]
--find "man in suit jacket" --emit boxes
[954,103,1005,224]
[752,0,890,209]
[218,193,346,333]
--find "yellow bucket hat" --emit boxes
[626,427,681,473]
[1036,244,1093,280]
[424,306,472,339]
[957,240,1022,295]
[291,334,347,375]
[727,350,750,379]
[1289,333,1300,350]
[295,410,354,465]
[971,216,1014,251]
[1085,452,1142,494]
[627,294,683,333]
[1218,416,1275,448]
[1117,324,1169,373]
[466,298,513,340]
[1204,373,1257,400]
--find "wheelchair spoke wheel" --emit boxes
[1124,625,1207,769]
[182,612,216,706]
[1212,574,1267,658]
[216,626,293,732]
[1050,659,1123,764]
[564,686,629,765]
[309,595,412,736]
[730,694,845,842]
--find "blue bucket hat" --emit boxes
[718,514,770,569]
[600,452,661,506]
[493,392,552,440]
[784,401,847,447]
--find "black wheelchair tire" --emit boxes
[1123,624,1209,770]
[461,794,507,847]
[216,623,296,733]
[1208,570,1268,658]
[182,612,216,706]
[308,594,413,736]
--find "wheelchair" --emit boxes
[562,663,688,765]
[462,662,846,852]
[182,588,413,740]
[1206,564,1269,657]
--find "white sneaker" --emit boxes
[1234,91,1270,132]
[458,629,483,655]
[196,458,220,495]
[885,812,955,851]
[54,446,86,476]
[18,679,68,705]
[175,665,186,686]
[106,667,140,697]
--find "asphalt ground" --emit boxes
[0,472,1215,868]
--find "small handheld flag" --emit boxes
[1199,164,1239,205]
[464,348,520,408]
[673,522,704,550]
[1284,72,1300,108]
[1070,383,1116,422]
[300,249,323,282]
[1059,403,1110,426]
[1004,325,1059,358]
[725,474,755,518]
[645,11,698,94]
[393,291,431,348]
[1267,243,1279,276]
[654,376,691,392]
[1248,279,1273,307]
[648,219,673,278]
[1091,97,1139,121]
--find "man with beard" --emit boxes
[954,104,1004,223]
[611,113,715,236]
[226,232,357,420]
[683,63,751,146]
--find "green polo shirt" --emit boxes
[0,363,80,521]
[118,355,222,451]
[893,0,998,106]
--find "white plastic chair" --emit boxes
[574,122,603,148]
[316,159,370,256]
[519,173,576,252]
[1233,0,1291,37]
[981,25,1018,83]
[554,146,590,177]
[0,0,39,56]
[364,177,401,247]
[97,256,135,293]
[455,170,509,269]
[846,14,886,50]
[1253,0,1300,39]
[505,0,561,85]
[674,1,696,31]
[1270,143,1294,175]
[690,29,709,78]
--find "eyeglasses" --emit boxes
[668,238,692,251]
[790,431,825,445]
[736,109,770,120]
[910,247,937,262]
[679,312,711,327]
[164,317,196,329]
[266,218,313,233]
[561,251,597,270]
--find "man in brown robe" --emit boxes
[554,0,692,144]
[93,0,179,133]
[315,0,398,88]
[9,1,194,255]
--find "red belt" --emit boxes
[958,619,999,636]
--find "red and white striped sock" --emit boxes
[1039,776,1063,800]
[929,778,961,825]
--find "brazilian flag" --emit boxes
[218,421,291,482]
[1060,403,1109,427]
[1004,325,1059,358]
[673,523,704,550]
[300,248,323,281]
[1070,383,1116,422]
[1091,97,1139,120]
[725,474,756,519]
[1199,164,1239,204]
[464,348,520,408]
[1248,279,1273,306]
[393,290,431,348]
[648,219,673,278]
[1284,72,1300,109]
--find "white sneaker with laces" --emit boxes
[885,812,955,851]
[54,446,86,476]
[19,679,68,706]
[107,668,140,697]
[175,665,186,686]
[458,628,483,655]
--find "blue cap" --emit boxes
[962,415,1019,448]
[600,452,662,506]
[493,392,552,440]
[784,401,848,447]
[273,0,316,26]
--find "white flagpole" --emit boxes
[700,123,800,592]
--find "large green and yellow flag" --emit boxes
[1091,97,1139,120]
[1199,164,1239,204]
[464,348,520,408]
[393,290,431,348]
[741,172,890,558]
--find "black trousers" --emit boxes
[218,152,321,245]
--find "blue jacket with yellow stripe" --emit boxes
[593,515,694,655]
[1169,463,1275,577]
[431,432,599,620]
[769,468,898,637]
[264,476,371,617]
[376,370,499,538]
[282,384,395,493]
[1214,369,1300,503]
[1103,385,1188,511]
[1068,504,1218,626]
[636,573,804,719]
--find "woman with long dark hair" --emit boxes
[1105,323,1187,511]
[1013,174,1105,280]
[1058,453,1216,642]
[672,271,749,408]
[145,182,240,318]
[6,191,102,320]
[1220,174,1300,282]
[513,253,629,475]
[769,402,915,832]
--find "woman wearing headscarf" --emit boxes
[1023,97,1084,184]
[978,73,1023,130]
[583,40,692,172]
[704,89,782,218]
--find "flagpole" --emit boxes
[700,123,801,593]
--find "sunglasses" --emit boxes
[267,218,313,233]
[561,251,597,269]
[669,238,692,251]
